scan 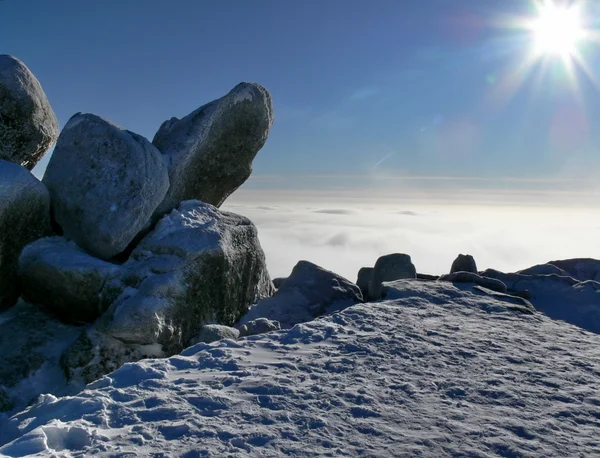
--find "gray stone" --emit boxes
[368,253,416,300]
[356,267,373,299]
[239,260,363,329]
[42,113,169,259]
[439,271,507,294]
[19,236,122,323]
[0,55,59,169]
[450,254,478,274]
[100,200,273,352]
[152,82,273,216]
[190,324,240,345]
[0,160,51,308]
[238,318,281,337]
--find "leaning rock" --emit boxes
[190,324,240,345]
[238,318,281,337]
[19,237,122,323]
[440,271,507,294]
[0,160,51,308]
[368,253,416,300]
[100,200,273,353]
[42,113,169,259]
[152,82,273,216]
[356,267,373,299]
[239,260,363,330]
[450,254,478,274]
[0,55,59,169]
[0,300,82,412]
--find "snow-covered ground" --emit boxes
[1,280,599,457]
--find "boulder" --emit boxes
[99,200,273,353]
[439,271,507,294]
[0,300,82,413]
[368,253,416,300]
[547,258,600,282]
[238,318,281,337]
[152,82,273,217]
[42,113,169,259]
[517,263,568,276]
[0,160,51,308]
[450,254,478,274]
[272,277,287,289]
[18,237,122,323]
[190,324,240,345]
[238,260,363,329]
[356,267,373,299]
[0,55,59,169]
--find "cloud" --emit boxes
[223,190,600,282]
[349,87,380,102]
[313,209,356,215]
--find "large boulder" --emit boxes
[152,82,273,217]
[356,267,373,299]
[517,263,568,276]
[42,113,169,259]
[547,258,600,282]
[0,160,51,308]
[0,300,82,413]
[238,260,363,329]
[0,55,59,169]
[450,254,478,274]
[98,200,273,353]
[368,253,416,300]
[18,237,122,323]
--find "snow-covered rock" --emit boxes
[239,260,362,329]
[368,253,416,300]
[517,263,567,276]
[439,271,508,294]
[98,200,273,351]
[548,258,600,282]
[2,281,599,457]
[0,300,81,413]
[0,55,59,169]
[190,324,240,345]
[152,82,273,217]
[18,237,122,323]
[0,160,51,308]
[450,253,477,273]
[42,113,169,259]
[238,317,281,337]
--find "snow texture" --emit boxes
[2,280,599,457]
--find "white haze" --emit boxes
[223,189,600,281]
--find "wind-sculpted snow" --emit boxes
[2,281,600,457]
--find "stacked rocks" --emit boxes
[0,55,276,407]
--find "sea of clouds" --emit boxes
[224,187,600,281]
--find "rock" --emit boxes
[450,254,478,274]
[152,82,273,216]
[517,264,567,276]
[42,113,169,259]
[417,273,439,281]
[547,258,600,282]
[189,324,240,345]
[272,277,286,289]
[0,300,82,412]
[0,55,59,169]
[18,237,122,323]
[368,253,416,300]
[356,267,373,299]
[0,160,51,308]
[238,318,281,337]
[439,271,507,294]
[99,200,273,353]
[239,260,363,329]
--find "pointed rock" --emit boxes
[0,55,59,169]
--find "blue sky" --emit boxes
[3,0,600,191]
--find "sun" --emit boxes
[529,2,585,57]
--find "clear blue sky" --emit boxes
[3,0,600,188]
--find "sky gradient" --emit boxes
[4,0,600,193]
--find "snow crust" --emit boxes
[1,280,599,457]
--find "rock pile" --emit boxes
[0,56,275,411]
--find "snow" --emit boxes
[2,280,600,457]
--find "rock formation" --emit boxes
[368,253,417,300]
[0,55,59,169]
[450,253,478,274]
